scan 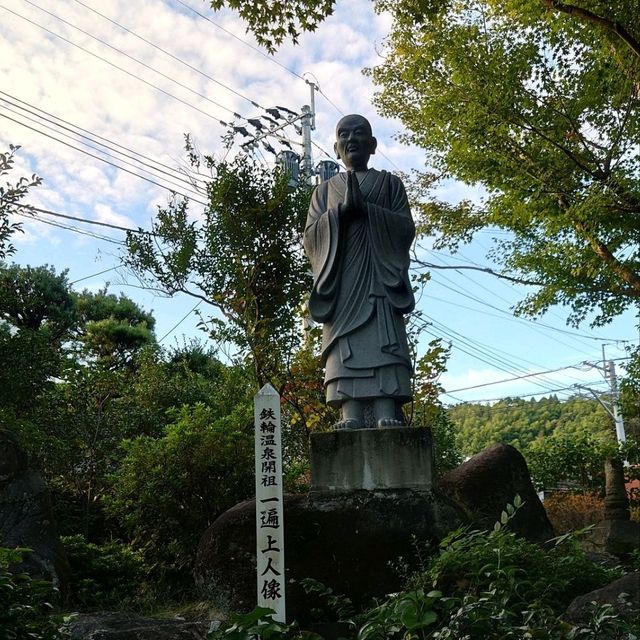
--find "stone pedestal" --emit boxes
[588,519,640,557]
[310,427,433,492]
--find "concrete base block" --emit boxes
[310,426,433,492]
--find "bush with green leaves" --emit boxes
[106,400,254,594]
[413,505,616,612]
[0,547,66,640]
[61,535,146,610]
[356,501,631,640]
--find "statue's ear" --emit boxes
[334,141,340,159]
[370,136,378,155]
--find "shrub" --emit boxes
[411,509,616,614]
[0,547,66,640]
[106,402,254,595]
[543,491,604,534]
[61,535,146,610]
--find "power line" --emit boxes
[20,205,152,236]
[71,0,266,111]
[419,321,567,395]
[445,363,592,394]
[14,211,124,245]
[443,379,608,405]
[0,102,207,202]
[171,0,306,82]
[158,300,202,342]
[0,111,209,206]
[423,245,626,345]
[23,0,247,120]
[70,265,123,285]
[0,5,238,127]
[426,268,626,349]
[0,91,208,190]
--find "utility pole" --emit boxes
[300,104,314,185]
[602,346,626,444]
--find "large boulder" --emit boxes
[563,572,640,624]
[437,443,555,543]
[65,613,209,640]
[194,489,466,621]
[0,429,70,595]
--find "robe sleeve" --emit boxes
[367,173,415,313]
[303,183,343,322]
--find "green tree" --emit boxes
[369,0,639,327]
[0,145,41,260]
[73,288,156,369]
[411,337,463,473]
[106,397,255,590]
[0,264,75,414]
[125,154,312,388]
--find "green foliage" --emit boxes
[210,607,319,640]
[125,154,312,387]
[356,501,625,639]
[0,547,66,640]
[106,400,254,591]
[410,338,463,473]
[527,429,617,491]
[447,393,640,490]
[369,0,640,327]
[73,288,156,369]
[0,264,75,414]
[61,535,146,610]
[448,394,612,454]
[415,500,614,612]
[0,145,42,261]
[208,0,335,51]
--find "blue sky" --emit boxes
[1,0,637,405]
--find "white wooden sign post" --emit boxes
[254,383,286,622]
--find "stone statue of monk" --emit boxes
[304,114,415,429]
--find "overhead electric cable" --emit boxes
[71,0,265,110]
[70,265,123,284]
[0,112,209,206]
[23,0,248,119]
[444,380,608,405]
[20,205,153,236]
[172,0,306,82]
[0,91,208,189]
[422,325,567,395]
[14,211,124,245]
[158,300,202,343]
[0,6,239,128]
[0,102,206,200]
[427,269,613,353]
[445,363,592,393]
[423,245,624,344]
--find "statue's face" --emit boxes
[334,115,377,171]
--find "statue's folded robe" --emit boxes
[304,169,415,405]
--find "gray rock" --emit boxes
[437,443,555,543]
[194,489,466,622]
[564,572,640,624]
[0,429,70,595]
[65,612,209,640]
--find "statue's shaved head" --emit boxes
[335,114,373,138]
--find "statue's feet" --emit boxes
[377,418,404,428]
[334,418,364,430]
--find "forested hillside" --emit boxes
[448,396,636,491]
[449,396,611,456]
